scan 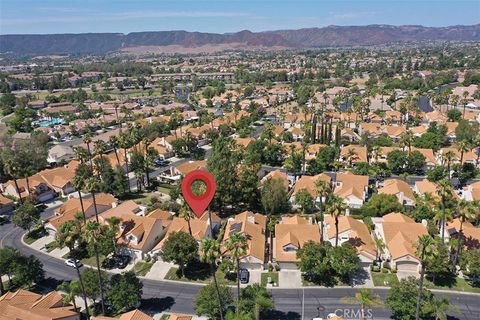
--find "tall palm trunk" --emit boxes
[208,209,224,320]
[13,179,23,203]
[73,257,90,319]
[335,217,339,247]
[415,260,426,320]
[94,244,106,315]
[113,147,121,167]
[236,257,241,315]
[78,191,86,223]
[123,148,131,193]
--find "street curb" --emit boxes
[19,231,480,296]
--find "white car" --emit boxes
[65,259,82,268]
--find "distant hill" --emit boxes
[1,24,479,56]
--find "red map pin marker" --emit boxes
[181,169,216,218]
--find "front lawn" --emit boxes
[133,261,153,276]
[81,254,106,267]
[261,272,279,287]
[164,264,235,285]
[44,241,58,252]
[371,272,398,287]
[425,277,480,293]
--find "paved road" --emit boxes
[2,221,480,319]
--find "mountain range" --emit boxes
[1,24,479,56]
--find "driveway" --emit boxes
[397,271,420,280]
[145,260,175,280]
[278,270,302,288]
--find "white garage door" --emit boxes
[396,261,418,272]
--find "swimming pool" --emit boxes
[37,118,65,127]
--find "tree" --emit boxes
[12,200,40,232]
[341,289,382,320]
[296,241,335,286]
[429,296,456,320]
[460,249,480,281]
[80,268,108,303]
[195,282,233,320]
[239,284,274,320]
[427,166,448,182]
[424,238,452,284]
[161,231,198,277]
[261,178,289,215]
[12,254,44,289]
[56,217,90,318]
[0,247,20,293]
[225,232,248,313]
[361,194,404,217]
[107,271,143,314]
[447,109,462,121]
[415,235,435,320]
[326,194,347,247]
[57,281,81,313]
[329,242,361,283]
[386,277,433,320]
[84,221,107,314]
[407,151,426,175]
[295,188,313,214]
[200,238,225,320]
[387,150,408,174]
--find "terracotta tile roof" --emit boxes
[334,172,368,201]
[261,170,289,188]
[324,215,376,259]
[0,289,79,320]
[291,173,331,198]
[446,218,480,249]
[378,179,415,204]
[174,160,207,175]
[340,145,368,163]
[222,211,266,262]
[275,216,320,263]
[382,215,427,261]
[0,194,13,206]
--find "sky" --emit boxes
[0,0,479,35]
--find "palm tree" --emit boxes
[462,91,469,118]
[415,234,435,320]
[200,238,225,320]
[341,289,382,320]
[453,200,479,267]
[105,216,121,256]
[242,284,274,320]
[2,154,23,203]
[55,217,90,318]
[327,194,347,247]
[266,215,279,262]
[178,201,195,236]
[83,133,94,168]
[315,180,331,243]
[74,146,89,164]
[225,233,248,314]
[118,131,132,193]
[374,237,385,262]
[430,296,457,320]
[455,140,471,165]
[57,281,81,312]
[436,179,454,243]
[400,130,414,154]
[84,221,106,315]
[84,177,101,222]
[346,148,357,167]
[108,136,121,167]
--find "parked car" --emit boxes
[0,215,10,225]
[115,255,131,269]
[239,268,250,284]
[154,158,168,167]
[65,259,82,268]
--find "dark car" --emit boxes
[101,257,116,269]
[0,215,10,225]
[239,268,250,284]
[115,255,131,269]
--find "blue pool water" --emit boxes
[37,118,65,127]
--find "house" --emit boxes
[274,215,320,269]
[153,211,221,254]
[222,211,267,269]
[290,173,331,204]
[46,193,117,232]
[1,176,55,202]
[234,137,255,149]
[410,147,436,168]
[287,126,305,141]
[0,289,79,320]
[98,201,162,259]
[92,309,153,320]
[47,145,75,164]
[323,215,377,266]
[35,161,79,197]
[340,145,368,165]
[445,218,480,249]
[260,169,289,189]
[373,213,428,273]
[333,172,369,208]
[378,179,416,207]
[0,194,15,215]
[169,160,207,177]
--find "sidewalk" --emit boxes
[145,260,175,280]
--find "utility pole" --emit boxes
[301,287,305,320]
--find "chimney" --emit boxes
[421,219,428,227]
[111,202,117,208]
